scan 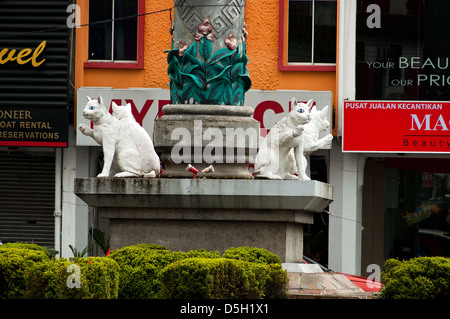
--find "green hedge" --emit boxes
[158,257,288,299]
[0,247,49,299]
[158,258,261,299]
[222,246,282,264]
[380,257,450,299]
[0,243,288,299]
[0,245,120,299]
[107,243,220,299]
[27,257,120,299]
[0,242,48,253]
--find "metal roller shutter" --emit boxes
[0,151,55,246]
[0,0,69,108]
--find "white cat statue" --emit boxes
[111,101,160,178]
[79,96,119,178]
[78,96,160,178]
[303,105,333,155]
[254,98,312,180]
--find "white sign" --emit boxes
[76,87,332,146]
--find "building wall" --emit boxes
[75,0,337,106]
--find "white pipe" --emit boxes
[54,148,62,258]
[337,0,357,136]
[337,0,345,136]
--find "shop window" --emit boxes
[279,0,337,71]
[355,0,450,100]
[85,0,144,69]
[385,158,450,259]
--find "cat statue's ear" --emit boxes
[97,96,104,106]
[87,96,92,102]
[306,99,314,110]
[125,103,133,114]
[321,105,329,118]
[291,97,298,108]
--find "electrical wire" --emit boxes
[0,3,246,40]
[0,7,174,40]
[324,210,364,225]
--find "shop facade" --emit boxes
[338,0,450,277]
[0,0,71,254]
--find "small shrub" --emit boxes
[222,247,282,264]
[0,242,287,299]
[158,257,288,299]
[0,242,47,252]
[27,257,120,299]
[0,247,49,299]
[380,257,450,299]
[1,242,58,259]
[246,262,288,299]
[71,257,120,299]
[26,258,89,299]
[158,258,262,299]
[108,243,220,299]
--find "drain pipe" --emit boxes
[54,148,62,258]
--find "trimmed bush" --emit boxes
[78,257,120,298]
[380,257,450,299]
[26,258,88,299]
[220,247,288,298]
[0,244,120,299]
[0,242,47,252]
[0,243,288,299]
[1,242,58,259]
[0,247,49,299]
[108,243,220,299]
[158,258,261,299]
[27,257,120,299]
[158,257,288,299]
[246,262,288,299]
[222,247,282,264]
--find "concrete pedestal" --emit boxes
[154,104,259,179]
[74,178,333,263]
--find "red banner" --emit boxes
[343,101,450,153]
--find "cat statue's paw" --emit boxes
[324,134,333,144]
[78,123,91,135]
[97,172,109,178]
[293,125,305,137]
[298,174,311,181]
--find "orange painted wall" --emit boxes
[75,0,337,107]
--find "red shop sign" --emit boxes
[343,101,450,153]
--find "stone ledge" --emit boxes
[98,208,315,224]
[74,178,334,212]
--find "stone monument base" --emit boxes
[154,104,259,179]
[74,178,333,263]
[103,208,306,262]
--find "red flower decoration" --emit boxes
[195,18,214,42]
[225,33,237,50]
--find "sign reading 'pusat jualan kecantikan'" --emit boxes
[343,101,450,153]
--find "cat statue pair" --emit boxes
[254,98,333,181]
[78,96,160,178]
